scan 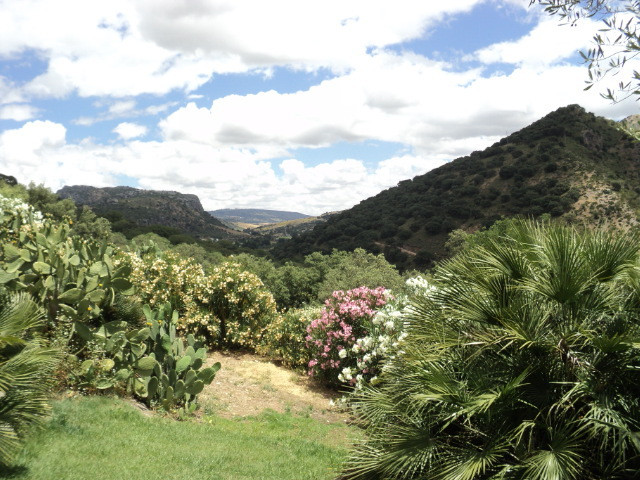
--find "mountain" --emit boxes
[57,185,244,240]
[253,212,338,239]
[273,105,640,270]
[209,208,311,229]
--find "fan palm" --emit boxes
[342,220,640,479]
[0,292,59,465]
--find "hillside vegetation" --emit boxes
[273,105,640,270]
[58,185,245,241]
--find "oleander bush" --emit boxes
[306,286,391,388]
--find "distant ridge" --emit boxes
[58,185,244,239]
[209,208,311,227]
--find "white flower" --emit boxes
[338,348,347,359]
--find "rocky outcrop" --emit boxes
[57,185,237,239]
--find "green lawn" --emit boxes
[3,396,357,480]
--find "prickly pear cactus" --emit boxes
[0,207,134,328]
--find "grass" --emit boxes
[3,396,357,480]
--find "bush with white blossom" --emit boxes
[321,276,436,395]
[306,286,392,387]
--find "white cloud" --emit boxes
[0,0,486,99]
[73,100,178,126]
[109,100,136,115]
[159,47,638,158]
[473,16,598,67]
[113,122,148,140]
[1,1,639,216]
[0,103,38,121]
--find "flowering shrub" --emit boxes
[190,262,278,348]
[306,286,390,387]
[342,275,437,391]
[125,252,277,348]
[125,251,203,311]
[338,298,408,390]
[257,305,322,369]
[0,194,44,241]
[307,277,438,392]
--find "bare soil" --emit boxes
[198,350,351,424]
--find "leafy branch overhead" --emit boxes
[531,0,640,102]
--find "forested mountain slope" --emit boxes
[273,105,640,270]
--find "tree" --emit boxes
[313,249,403,301]
[531,0,640,102]
[342,219,640,479]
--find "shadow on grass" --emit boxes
[0,465,28,478]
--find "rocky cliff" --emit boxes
[57,185,241,239]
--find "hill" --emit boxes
[58,185,245,240]
[272,105,640,270]
[209,208,311,229]
[253,212,338,239]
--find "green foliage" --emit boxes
[342,220,640,479]
[130,233,172,252]
[0,182,27,203]
[171,243,222,268]
[274,106,639,269]
[233,253,321,310]
[0,293,59,466]
[26,183,75,222]
[532,0,640,102]
[71,303,219,411]
[0,197,133,328]
[257,305,321,369]
[307,249,403,302]
[23,184,110,241]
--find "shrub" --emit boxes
[306,287,390,388]
[342,220,640,479]
[188,262,278,348]
[0,292,59,465]
[0,195,134,328]
[69,303,219,412]
[126,252,278,349]
[257,305,322,369]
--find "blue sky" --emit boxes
[0,0,637,215]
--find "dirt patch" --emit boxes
[198,350,351,424]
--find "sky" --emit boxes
[0,0,637,216]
